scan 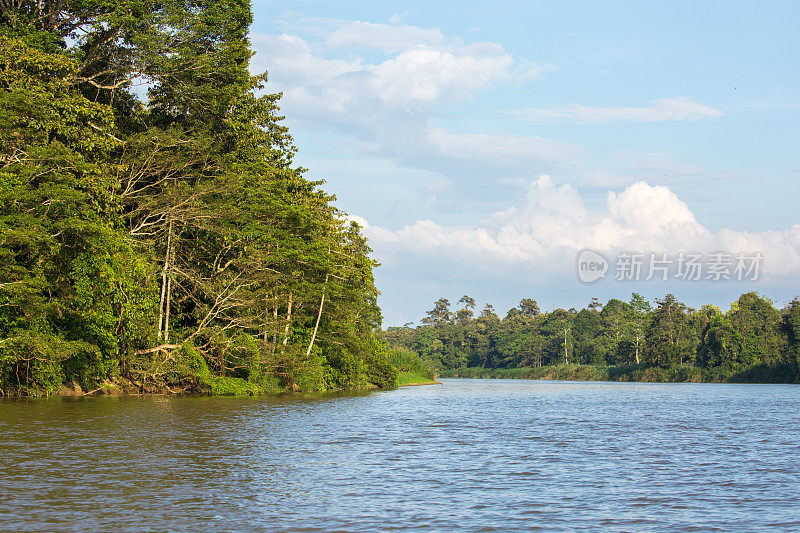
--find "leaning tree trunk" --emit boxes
[305,274,329,358]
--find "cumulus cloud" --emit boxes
[251,22,537,114]
[368,43,514,107]
[518,97,724,123]
[357,177,800,279]
[248,17,564,182]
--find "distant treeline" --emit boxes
[383,293,800,383]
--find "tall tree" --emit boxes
[625,293,651,364]
[422,298,452,326]
[519,298,541,317]
[645,294,688,366]
[456,294,476,324]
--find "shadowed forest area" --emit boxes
[383,292,800,383]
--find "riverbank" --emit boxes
[16,372,436,398]
[45,375,286,398]
[2,344,438,397]
[440,363,799,384]
[397,371,440,387]
[388,347,438,387]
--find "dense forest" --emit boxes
[0,1,401,396]
[384,292,800,383]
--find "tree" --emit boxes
[645,294,688,366]
[726,293,784,368]
[423,298,452,326]
[0,0,394,395]
[480,304,498,320]
[382,290,798,382]
[625,293,651,364]
[571,309,604,365]
[782,298,800,373]
[519,298,541,317]
[0,32,154,393]
[537,309,573,365]
[456,294,476,324]
[470,303,499,367]
[458,295,476,309]
[599,299,630,364]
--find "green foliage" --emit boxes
[0,332,102,396]
[442,362,796,384]
[783,298,800,374]
[388,291,799,385]
[178,342,280,395]
[203,376,262,396]
[362,335,398,389]
[0,2,389,396]
[386,345,432,386]
[388,346,432,374]
[396,370,438,386]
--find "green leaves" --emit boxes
[1,1,391,395]
[388,291,799,383]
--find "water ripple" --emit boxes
[1,379,800,531]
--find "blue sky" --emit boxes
[249,1,800,325]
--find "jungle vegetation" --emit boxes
[0,0,401,396]
[384,292,800,383]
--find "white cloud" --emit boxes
[251,16,733,233]
[369,44,514,107]
[519,97,724,123]
[358,177,800,279]
[251,22,537,113]
[388,11,412,24]
[248,22,574,191]
[324,20,443,52]
[426,128,584,165]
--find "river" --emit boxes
[2,379,799,531]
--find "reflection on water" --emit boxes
[2,380,800,531]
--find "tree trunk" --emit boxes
[262,301,275,353]
[164,263,173,344]
[270,294,278,355]
[282,292,293,346]
[164,221,175,344]
[306,275,329,358]
[157,219,173,341]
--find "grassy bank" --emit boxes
[389,347,438,387]
[396,370,439,387]
[440,363,799,384]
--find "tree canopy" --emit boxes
[384,292,800,383]
[0,0,395,395]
